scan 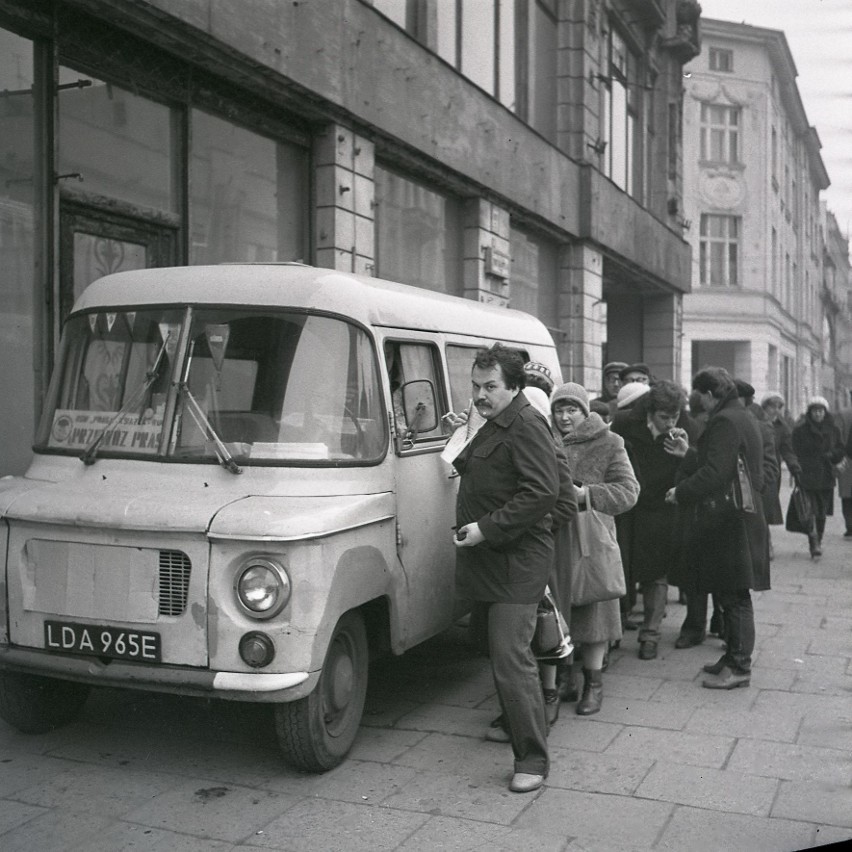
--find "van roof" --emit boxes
[73,264,556,346]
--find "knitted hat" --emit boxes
[808,396,830,412]
[760,391,785,407]
[551,382,590,416]
[523,361,554,393]
[603,360,628,377]
[617,381,651,409]
[523,387,552,421]
[618,362,651,382]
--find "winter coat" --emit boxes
[558,412,639,643]
[674,392,768,594]
[613,411,694,585]
[454,392,560,604]
[763,415,801,524]
[792,412,845,493]
[837,409,852,500]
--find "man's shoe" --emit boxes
[486,715,510,743]
[702,667,750,690]
[702,655,727,675]
[675,633,705,649]
[639,640,658,660]
[509,772,545,793]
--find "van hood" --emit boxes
[1,472,394,539]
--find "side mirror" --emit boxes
[400,379,438,443]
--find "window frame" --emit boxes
[699,213,740,288]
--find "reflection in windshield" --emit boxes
[36,308,388,465]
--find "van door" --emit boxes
[383,337,458,647]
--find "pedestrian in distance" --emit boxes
[833,405,852,538]
[791,397,846,558]
[665,367,765,690]
[452,344,561,794]
[550,382,639,714]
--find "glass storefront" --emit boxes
[0,28,36,474]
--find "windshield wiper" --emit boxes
[177,382,243,475]
[81,335,170,466]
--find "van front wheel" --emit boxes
[0,672,90,733]
[274,610,368,772]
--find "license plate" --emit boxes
[44,620,161,663]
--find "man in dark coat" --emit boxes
[613,380,696,659]
[666,367,766,690]
[453,344,560,794]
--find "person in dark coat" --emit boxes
[613,381,697,659]
[665,367,766,690]
[791,396,846,557]
[759,392,802,529]
[453,344,560,794]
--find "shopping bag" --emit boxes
[569,507,627,606]
[531,587,573,661]
[785,484,815,535]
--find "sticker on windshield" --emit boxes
[49,409,163,453]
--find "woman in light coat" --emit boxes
[550,382,639,715]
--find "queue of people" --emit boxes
[446,344,852,794]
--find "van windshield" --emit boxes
[36,307,388,465]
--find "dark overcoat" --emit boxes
[614,412,692,584]
[792,413,845,494]
[763,416,801,524]
[454,393,560,604]
[674,392,768,593]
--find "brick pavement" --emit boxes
[1,487,851,851]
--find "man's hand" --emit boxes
[454,522,484,547]
[442,410,469,433]
[663,428,689,458]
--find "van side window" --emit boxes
[384,341,445,443]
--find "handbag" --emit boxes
[569,507,627,607]
[531,587,573,660]
[785,483,816,535]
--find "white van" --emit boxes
[0,263,561,770]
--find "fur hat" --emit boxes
[617,381,651,409]
[735,379,755,399]
[808,396,830,412]
[618,362,651,382]
[760,391,785,407]
[551,382,590,416]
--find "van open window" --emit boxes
[36,308,388,465]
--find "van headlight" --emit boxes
[235,558,290,619]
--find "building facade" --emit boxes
[0,0,696,475]
[680,18,830,416]
[823,205,852,409]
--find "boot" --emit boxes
[576,668,603,716]
[557,661,579,702]
[809,533,821,558]
[543,688,560,726]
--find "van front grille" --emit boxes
[158,550,191,616]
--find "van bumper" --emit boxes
[0,645,317,703]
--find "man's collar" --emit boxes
[491,391,527,428]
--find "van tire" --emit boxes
[0,672,90,733]
[274,610,368,772]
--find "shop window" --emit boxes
[57,67,178,215]
[509,225,558,330]
[699,214,740,287]
[0,27,37,474]
[189,110,308,265]
[374,165,462,295]
[700,103,740,164]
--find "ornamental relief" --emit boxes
[690,81,754,107]
[699,170,746,209]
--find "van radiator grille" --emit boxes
[158,550,191,616]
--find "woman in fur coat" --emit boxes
[550,382,639,715]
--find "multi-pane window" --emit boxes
[709,47,733,72]
[603,28,640,194]
[699,214,740,287]
[700,104,740,163]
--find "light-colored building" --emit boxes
[680,18,829,416]
[823,204,852,409]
